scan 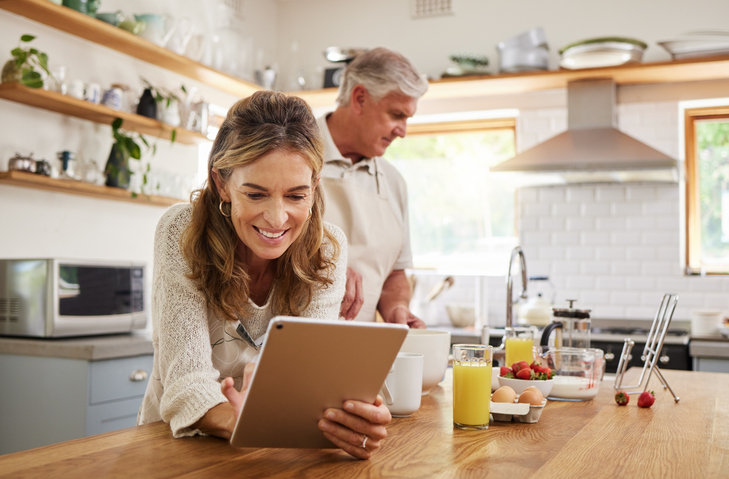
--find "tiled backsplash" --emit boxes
[409,100,729,327]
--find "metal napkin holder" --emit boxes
[613,293,680,403]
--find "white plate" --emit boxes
[658,38,729,55]
[560,50,642,70]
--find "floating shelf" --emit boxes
[0,83,208,144]
[0,0,260,99]
[295,55,729,108]
[0,170,182,207]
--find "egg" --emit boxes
[491,386,517,403]
[518,389,543,406]
[522,386,544,401]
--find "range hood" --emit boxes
[491,78,679,184]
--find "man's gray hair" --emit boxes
[335,47,429,107]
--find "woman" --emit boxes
[138,91,390,459]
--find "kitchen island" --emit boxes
[0,368,726,478]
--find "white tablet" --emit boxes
[230,317,409,449]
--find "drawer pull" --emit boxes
[129,369,148,382]
[604,352,614,361]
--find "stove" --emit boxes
[590,326,691,373]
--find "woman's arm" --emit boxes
[192,364,256,438]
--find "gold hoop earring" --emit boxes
[307,208,312,221]
[219,200,231,218]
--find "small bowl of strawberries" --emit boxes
[497,360,554,397]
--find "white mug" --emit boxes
[85,82,101,104]
[380,352,423,417]
[67,79,85,100]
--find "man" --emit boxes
[317,47,428,329]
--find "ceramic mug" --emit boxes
[101,88,123,110]
[135,14,176,47]
[85,82,101,104]
[67,79,85,100]
[380,352,423,417]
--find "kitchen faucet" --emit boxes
[506,246,528,328]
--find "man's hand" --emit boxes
[340,267,364,320]
[387,304,426,329]
[378,270,425,329]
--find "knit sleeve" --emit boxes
[152,204,228,437]
[301,222,348,321]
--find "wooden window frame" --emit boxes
[406,117,516,136]
[684,105,729,274]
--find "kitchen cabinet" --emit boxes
[690,338,729,373]
[0,353,153,455]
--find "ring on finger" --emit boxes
[361,435,368,449]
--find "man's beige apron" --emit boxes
[322,158,403,322]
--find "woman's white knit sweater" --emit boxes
[137,203,347,437]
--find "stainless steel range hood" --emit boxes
[491,78,678,184]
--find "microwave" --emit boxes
[0,258,147,338]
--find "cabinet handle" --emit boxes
[604,352,614,361]
[129,369,148,382]
[660,355,670,364]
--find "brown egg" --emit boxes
[518,389,543,406]
[522,386,544,401]
[492,386,517,403]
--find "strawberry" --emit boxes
[637,390,655,408]
[615,391,629,406]
[516,368,533,380]
[500,366,512,377]
[530,361,542,370]
[511,361,530,375]
[541,367,552,378]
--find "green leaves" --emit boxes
[20,34,36,42]
[110,117,155,163]
[10,34,51,89]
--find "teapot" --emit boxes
[517,276,555,327]
[540,299,591,350]
[135,14,176,47]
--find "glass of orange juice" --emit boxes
[453,344,493,430]
[504,327,535,367]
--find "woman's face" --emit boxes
[215,149,318,264]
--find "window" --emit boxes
[384,118,518,274]
[685,105,729,274]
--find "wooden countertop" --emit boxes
[1,368,726,478]
[0,331,153,360]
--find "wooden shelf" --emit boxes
[0,0,261,99]
[295,55,729,108]
[0,170,182,207]
[0,83,208,144]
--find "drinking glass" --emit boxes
[452,344,492,430]
[504,326,536,366]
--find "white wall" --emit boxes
[275,0,729,91]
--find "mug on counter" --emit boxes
[380,352,423,418]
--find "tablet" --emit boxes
[230,317,408,449]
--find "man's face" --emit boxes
[356,90,418,159]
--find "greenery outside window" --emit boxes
[685,105,729,274]
[385,118,518,274]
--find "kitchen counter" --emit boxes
[0,331,153,360]
[1,368,726,478]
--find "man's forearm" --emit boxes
[377,270,411,322]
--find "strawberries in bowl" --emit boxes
[497,360,554,396]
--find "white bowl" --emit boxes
[497,375,554,397]
[399,329,451,395]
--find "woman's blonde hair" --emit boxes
[182,90,339,322]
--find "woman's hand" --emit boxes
[221,362,257,417]
[317,395,392,460]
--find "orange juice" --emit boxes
[453,360,492,429]
[505,337,534,366]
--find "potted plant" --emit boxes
[1,34,52,87]
[140,77,183,129]
[104,118,155,190]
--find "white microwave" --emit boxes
[0,258,147,338]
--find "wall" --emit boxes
[275,0,729,93]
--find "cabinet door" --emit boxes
[89,355,153,404]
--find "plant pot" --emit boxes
[104,143,131,189]
[1,59,22,84]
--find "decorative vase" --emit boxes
[1,59,21,84]
[136,88,157,119]
[104,144,131,189]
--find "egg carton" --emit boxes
[490,398,547,423]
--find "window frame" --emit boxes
[684,104,729,275]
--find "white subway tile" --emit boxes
[596,186,625,201]
[519,217,538,232]
[524,202,551,217]
[655,186,679,201]
[566,247,595,261]
[611,291,642,305]
[641,231,679,246]
[624,306,658,319]
[582,203,611,216]
[567,217,596,231]
[641,262,676,275]
[655,215,679,230]
[539,187,566,202]
[611,202,637,216]
[538,246,566,261]
[583,232,612,245]
[612,231,642,245]
[672,306,692,321]
[566,276,595,290]
[551,276,566,290]
[704,294,729,309]
[626,246,657,261]
[596,247,626,260]
[688,277,725,292]
[655,247,679,261]
[639,292,667,306]
[642,201,674,216]
[551,232,581,246]
[552,203,581,217]
[626,186,656,201]
[676,292,704,307]
[597,217,626,231]
[518,187,538,202]
[593,305,625,318]
[566,187,595,202]
[612,261,642,275]
[581,261,612,275]
[521,116,551,134]
[521,231,551,246]
[581,290,610,303]
[527,260,553,275]
[657,277,689,292]
[553,262,581,274]
[626,216,656,230]
[627,277,658,290]
[539,217,566,231]
[595,276,626,290]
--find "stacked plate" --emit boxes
[559,37,647,70]
[497,27,550,73]
[658,31,729,60]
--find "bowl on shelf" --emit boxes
[497,375,554,397]
[445,304,475,328]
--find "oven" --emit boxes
[591,327,691,374]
